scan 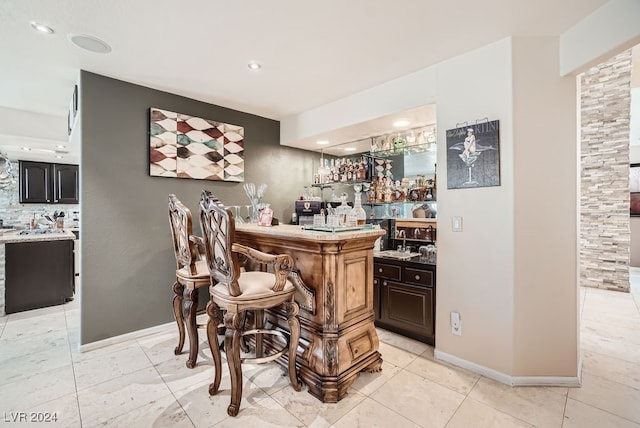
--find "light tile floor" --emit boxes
[1,269,639,427]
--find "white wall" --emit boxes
[511,37,578,376]
[433,39,516,376]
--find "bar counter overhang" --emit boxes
[234,223,386,402]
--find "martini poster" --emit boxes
[446,120,500,189]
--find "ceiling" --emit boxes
[0,0,611,163]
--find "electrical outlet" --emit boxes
[451,311,462,336]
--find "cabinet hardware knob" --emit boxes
[378,268,382,273]
[415,275,420,280]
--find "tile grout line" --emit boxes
[63,302,84,428]
[566,394,640,426]
[139,335,198,428]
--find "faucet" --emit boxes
[413,228,421,239]
[396,229,406,252]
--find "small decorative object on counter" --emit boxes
[257,204,273,227]
[243,182,267,223]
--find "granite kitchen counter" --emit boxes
[0,229,75,244]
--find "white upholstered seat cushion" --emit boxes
[176,260,210,279]
[210,271,294,301]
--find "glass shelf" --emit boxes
[311,180,370,188]
[367,143,433,158]
[364,201,435,206]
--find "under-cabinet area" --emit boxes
[373,256,436,345]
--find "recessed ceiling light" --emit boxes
[316,140,329,145]
[247,60,262,71]
[68,33,112,53]
[55,155,63,159]
[30,22,54,34]
[344,147,356,152]
[393,120,410,128]
[21,147,31,151]
[56,144,66,149]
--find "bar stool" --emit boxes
[199,190,302,416]
[168,194,210,368]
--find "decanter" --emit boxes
[350,184,367,226]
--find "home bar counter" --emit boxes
[234,223,386,402]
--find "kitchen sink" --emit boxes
[375,250,418,260]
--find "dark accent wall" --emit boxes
[79,71,315,345]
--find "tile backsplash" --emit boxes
[0,162,80,229]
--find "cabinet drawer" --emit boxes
[404,267,433,287]
[374,263,401,281]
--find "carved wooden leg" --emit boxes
[254,309,264,358]
[183,287,199,368]
[224,311,243,417]
[207,300,223,396]
[285,300,302,391]
[239,311,249,353]
[364,354,384,373]
[172,281,185,355]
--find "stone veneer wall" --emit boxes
[580,50,632,292]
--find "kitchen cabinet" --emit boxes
[373,258,435,345]
[53,163,80,204]
[19,161,79,204]
[4,238,75,313]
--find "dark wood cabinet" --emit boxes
[19,161,79,204]
[53,163,79,203]
[5,239,75,313]
[19,161,51,203]
[374,259,435,345]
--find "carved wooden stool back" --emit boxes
[199,189,301,417]
[168,194,210,368]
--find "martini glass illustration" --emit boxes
[460,153,480,186]
[449,140,496,187]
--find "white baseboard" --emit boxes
[79,320,175,353]
[434,349,582,387]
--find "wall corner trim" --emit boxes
[434,349,582,388]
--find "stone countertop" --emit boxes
[235,223,385,242]
[0,230,76,244]
[374,252,436,267]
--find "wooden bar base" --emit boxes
[235,224,385,402]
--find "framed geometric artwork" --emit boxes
[149,107,244,182]
[446,120,500,189]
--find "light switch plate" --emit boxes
[452,216,463,232]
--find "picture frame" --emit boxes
[631,163,640,216]
[72,84,78,119]
[446,120,501,189]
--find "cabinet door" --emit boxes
[381,279,434,343]
[373,277,381,321]
[19,161,52,203]
[53,164,79,204]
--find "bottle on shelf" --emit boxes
[350,184,367,226]
[337,194,351,226]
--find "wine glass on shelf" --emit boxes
[244,205,252,223]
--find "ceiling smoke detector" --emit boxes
[68,34,112,54]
